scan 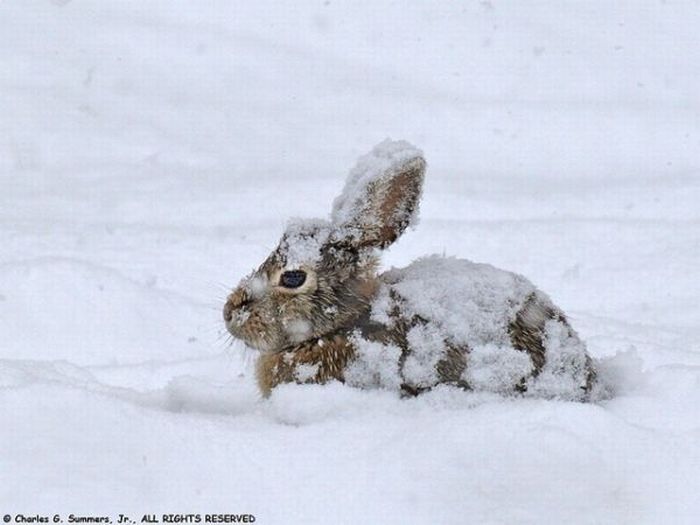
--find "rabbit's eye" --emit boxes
[279,270,307,288]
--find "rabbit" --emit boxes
[223,139,597,400]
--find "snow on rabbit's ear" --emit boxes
[331,139,425,249]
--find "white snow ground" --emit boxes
[1,1,699,523]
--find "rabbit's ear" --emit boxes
[331,143,425,249]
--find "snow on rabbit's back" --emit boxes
[223,139,597,400]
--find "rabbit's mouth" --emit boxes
[225,306,279,352]
[230,317,315,353]
[227,319,281,353]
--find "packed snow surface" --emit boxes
[2,2,700,524]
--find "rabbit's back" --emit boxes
[346,255,596,399]
[374,255,537,348]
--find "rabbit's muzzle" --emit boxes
[223,288,248,324]
[224,286,285,352]
[224,289,258,344]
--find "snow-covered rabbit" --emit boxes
[224,140,597,400]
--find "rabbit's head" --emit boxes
[224,140,426,352]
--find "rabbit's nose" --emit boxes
[223,301,235,323]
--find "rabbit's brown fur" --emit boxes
[256,333,356,396]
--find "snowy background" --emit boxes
[1,1,699,523]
